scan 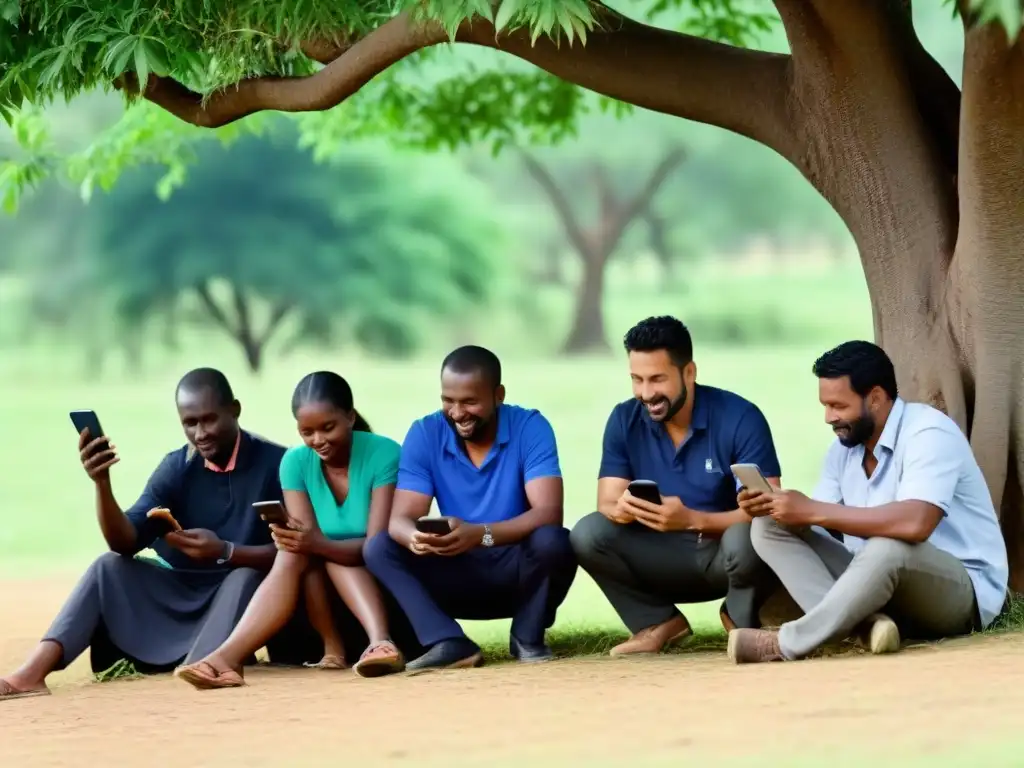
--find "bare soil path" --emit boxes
[2,577,1021,767]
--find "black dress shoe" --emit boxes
[509,635,554,663]
[406,638,483,676]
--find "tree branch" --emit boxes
[616,147,686,232]
[128,5,795,159]
[300,35,355,64]
[120,11,450,128]
[257,301,294,348]
[229,282,256,350]
[194,281,235,334]
[459,8,794,158]
[517,149,592,258]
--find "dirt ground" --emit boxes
[2,578,1023,767]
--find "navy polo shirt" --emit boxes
[599,384,781,513]
[396,404,562,524]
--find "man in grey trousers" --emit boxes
[727,341,1009,664]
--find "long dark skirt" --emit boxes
[44,551,422,675]
[45,552,269,674]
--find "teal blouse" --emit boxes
[279,431,401,540]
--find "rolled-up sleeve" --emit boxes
[894,426,960,515]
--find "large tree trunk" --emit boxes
[767,0,1024,588]
[563,249,611,352]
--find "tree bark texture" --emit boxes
[138,1,1024,588]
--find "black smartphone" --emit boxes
[415,517,453,535]
[253,500,290,527]
[627,479,662,504]
[70,410,108,458]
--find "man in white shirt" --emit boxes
[727,341,1008,663]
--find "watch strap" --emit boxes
[217,540,235,565]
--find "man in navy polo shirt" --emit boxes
[364,345,576,674]
[570,316,782,656]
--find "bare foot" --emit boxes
[0,677,51,701]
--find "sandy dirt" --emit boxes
[2,577,1023,767]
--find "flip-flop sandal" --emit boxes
[174,661,245,690]
[353,641,405,678]
[0,679,51,701]
[303,655,348,670]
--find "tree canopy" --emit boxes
[8,132,503,371]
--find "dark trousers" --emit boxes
[569,513,776,633]
[363,525,578,648]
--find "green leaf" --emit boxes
[493,0,522,33]
[133,39,150,90]
[0,0,19,24]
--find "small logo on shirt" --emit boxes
[705,458,713,472]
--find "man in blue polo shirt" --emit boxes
[364,345,576,674]
[570,316,782,656]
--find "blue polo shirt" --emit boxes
[599,384,781,513]
[397,404,562,523]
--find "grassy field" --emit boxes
[0,338,856,647]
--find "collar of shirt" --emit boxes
[640,383,710,439]
[442,404,512,464]
[204,431,241,473]
[855,396,906,464]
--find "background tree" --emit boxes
[2,2,1023,582]
[87,133,503,372]
[519,146,685,353]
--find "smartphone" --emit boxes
[731,463,774,494]
[147,507,182,535]
[70,410,108,457]
[415,517,453,535]
[253,500,290,527]
[627,479,662,504]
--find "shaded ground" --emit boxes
[2,578,1023,767]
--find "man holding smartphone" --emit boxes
[570,316,783,656]
[364,345,577,674]
[0,368,290,700]
[728,341,1008,664]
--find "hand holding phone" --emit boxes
[147,507,182,536]
[253,500,291,528]
[71,410,118,481]
[415,517,453,536]
[627,479,662,505]
[730,463,774,495]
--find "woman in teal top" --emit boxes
[275,372,404,676]
[170,371,406,688]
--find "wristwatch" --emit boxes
[216,541,235,565]
[481,525,494,548]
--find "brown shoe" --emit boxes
[727,629,784,664]
[719,606,737,633]
[610,615,692,656]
